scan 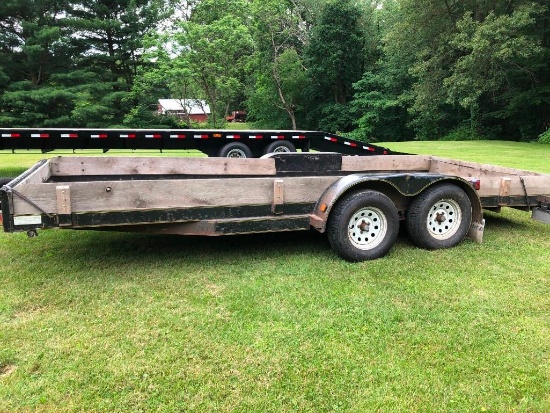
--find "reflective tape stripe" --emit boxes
[61,134,79,138]
[324,136,337,142]
[170,134,186,139]
[292,135,306,139]
[31,134,49,138]
[120,134,136,139]
[91,134,107,139]
[194,134,208,139]
[2,133,20,138]
[145,134,161,139]
[271,135,285,140]
[226,135,241,139]
[344,141,357,147]
[249,135,263,139]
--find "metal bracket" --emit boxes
[56,185,73,226]
[532,196,550,224]
[272,179,284,214]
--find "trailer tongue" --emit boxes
[2,152,549,261]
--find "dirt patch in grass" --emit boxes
[0,364,17,378]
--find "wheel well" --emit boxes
[315,177,483,233]
[332,181,408,214]
[426,179,483,225]
[336,179,481,219]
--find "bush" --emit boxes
[440,126,482,141]
[538,129,550,144]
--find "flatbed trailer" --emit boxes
[0,128,393,157]
[1,152,549,261]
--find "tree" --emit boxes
[382,0,550,140]
[304,0,369,132]
[444,2,550,140]
[131,0,253,128]
[0,0,75,126]
[179,13,253,126]
[246,0,309,129]
[351,0,414,142]
[0,0,170,127]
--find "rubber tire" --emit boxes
[218,142,253,158]
[0,177,12,186]
[406,183,472,250]
[264,140,296,154]
[327,190,399,262]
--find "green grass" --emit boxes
[383,140,550,173]
[1,141,549,412]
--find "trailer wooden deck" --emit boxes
[2,152,549,261]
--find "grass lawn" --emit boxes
[0,141,549,412]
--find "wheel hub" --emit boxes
[227,149,246,158]
[358,220,370,232]
[348,207,387,250]
[273,146,291,153]
[427,199,462,239]
[435,212,446,223]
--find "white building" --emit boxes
[157,99,211,122]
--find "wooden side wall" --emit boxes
[11,176,341,215]
[429,157,550,198]
[341,155,431,172]
[49,156,277,177]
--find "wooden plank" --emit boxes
[342,155,431,172]
[11,176,340,215]
[49,156,276,177]
[430,157,547,177]
[476,175,550,198]
[16,160,52,186]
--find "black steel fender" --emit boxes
[310,173,484,241]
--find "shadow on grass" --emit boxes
[55,223,421,264]
[54,229,333,265]
[482,210,529,230]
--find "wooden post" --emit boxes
[499,177,512,205]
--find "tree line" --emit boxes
[1,0,549,142]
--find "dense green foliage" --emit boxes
[1,0,549,140]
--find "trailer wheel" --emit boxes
[406,183,472,250]
[264,141,296,154]
[218,142,253,158]
[327,190,399,262]
[0,177,12,186]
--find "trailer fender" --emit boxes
[310,173,484,242]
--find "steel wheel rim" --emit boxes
[226,148,247,158]
[426,199,462,240]
[273,145,291,153]
[348,207,387,250]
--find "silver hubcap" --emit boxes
[226,148,247,158]
[427,199,462,240]
[348,207,387,250]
